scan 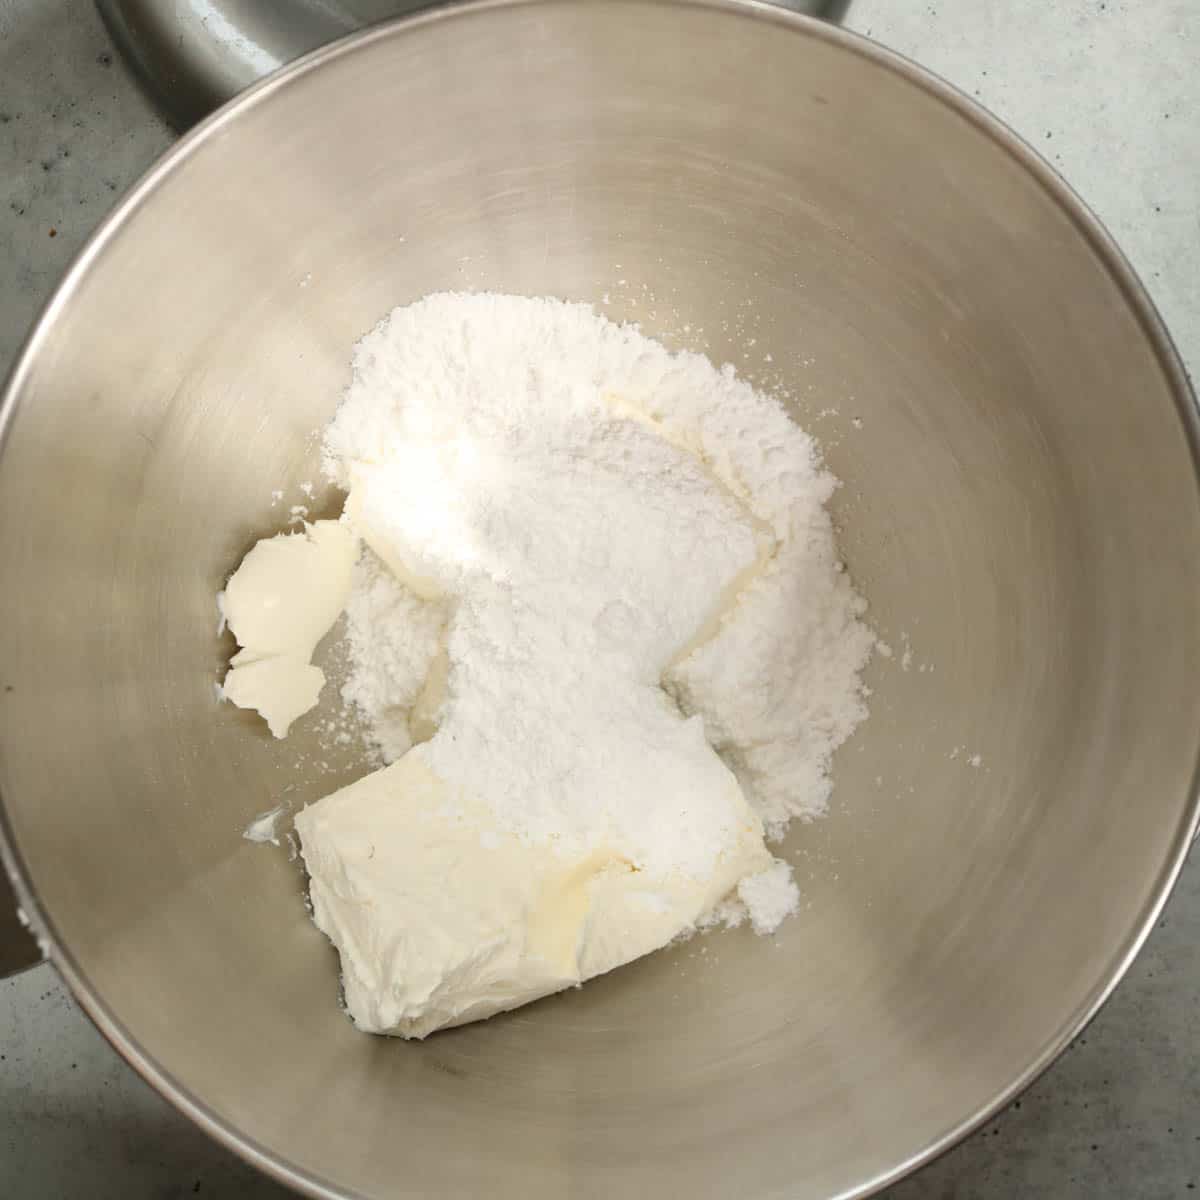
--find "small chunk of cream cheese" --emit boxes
[220,520,358,737]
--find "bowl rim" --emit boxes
[1,2,1198,1197]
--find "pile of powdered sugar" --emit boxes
[325,292,875,930]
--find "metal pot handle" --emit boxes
[95,0,850,130]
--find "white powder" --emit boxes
[339,550,446,762]
[738,860,801,935]
[325,293,873,933]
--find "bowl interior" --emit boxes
[2,4,1198,1198]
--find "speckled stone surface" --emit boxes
[0,1,1197,1197]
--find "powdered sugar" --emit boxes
[325,293,873,932]
[339,550,446,762]
[737,861,802,935]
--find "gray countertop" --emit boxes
[1,1,1197,1196]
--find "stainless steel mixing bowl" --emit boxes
[1,2,1198,1197]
